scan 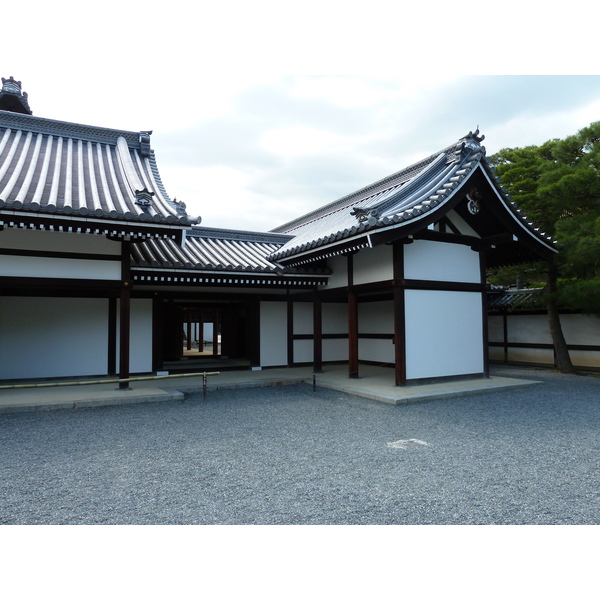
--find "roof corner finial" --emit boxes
[0,76,32,115]
[461,126,485,145]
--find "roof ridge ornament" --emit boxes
[350,206,380,224]
[451,127,486,163]
[0,76,32,115]
[135,188,155,206]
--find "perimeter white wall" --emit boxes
[260,301,288,367]
[0,297,109,380]
[488,313,600,369]
[405,290,484,379]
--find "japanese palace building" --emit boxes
[0,77,556,386]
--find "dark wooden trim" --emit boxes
[287,295,294,367]
[348,290,359,378]
[152,294,163,371]
[0,276,122,291]
[489,341,600,352]
[108,296,117,376]
[118,241,131,389]
[292,333,348,340]
[0,248,122,261]
[249,298,261,367]
[402,279,486,293]
[358,333,394,340]
[393,241,406,386]
[212,309,220,356]
[313,294,323,373]
[480,251,490,378]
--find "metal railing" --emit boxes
[0,371,220,400]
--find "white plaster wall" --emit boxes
[404,240,480,283]
[0,297,109,380]
[260,301,288,367]
[358,300,394,333]
[358,338,394,363]
[0,228,121,255]
[323,303,348,334]
[323,338,348,361]
[0,254,121,280]
[405,290,484,379]
[116,299,153,374]
[353,244,393,285]
[293,339,313,363]
[293,302,313,335]
[488,315,504,342]
[321,255,348,289]
[507,315,552,344]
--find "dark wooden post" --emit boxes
[393,241,406,386]
[347,253,359,378]
[119,240,132,389]
[213,309,220,355]
[287,294,294,366]
[313,293,322,373]
[198,311,204,352]
[108,296,117,376]
[186,308,192,351]
[480,251,490,378]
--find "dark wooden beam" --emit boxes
[118,241,132,389]
[393,242,406,386]
[313,293,322,373]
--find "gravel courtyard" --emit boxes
[1,366,599,525]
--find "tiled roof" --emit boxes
[130,227,329,286]
[132,226,319,272]
[0,110,196,226]
[487,287,544,310]
[269,130,556,264]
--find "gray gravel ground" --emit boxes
[1,365,599,525]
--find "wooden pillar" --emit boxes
[119,240,132,389]
[186,308,192,351]
[287,294,294,366]
[480,251,490,378]
[213,309,220,356]
[108,296,117,376]
[198,312,204,352]
[393,242,406,386]
[313,293,322,373]
[347,253,359,378]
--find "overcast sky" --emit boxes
[4,1,600,232]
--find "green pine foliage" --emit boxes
[489,121,600,314]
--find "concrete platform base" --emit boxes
[0,365,542,414]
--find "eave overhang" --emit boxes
[270,135,557,268]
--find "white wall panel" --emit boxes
[358,300,393,333]
[404,240,480,283]
[129,299,153,374]
[358,338,394,363]
[293,302,313,335]
[0,228,121,254]
[0,255,121,280]
[353,245,393,285]
[0,297,108,380]
[323,338,348,361]
[405,290,483,379]
[323,303,347,334]
[293,339,313,363]
[322,255,347,289]
[260,301,288,367]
